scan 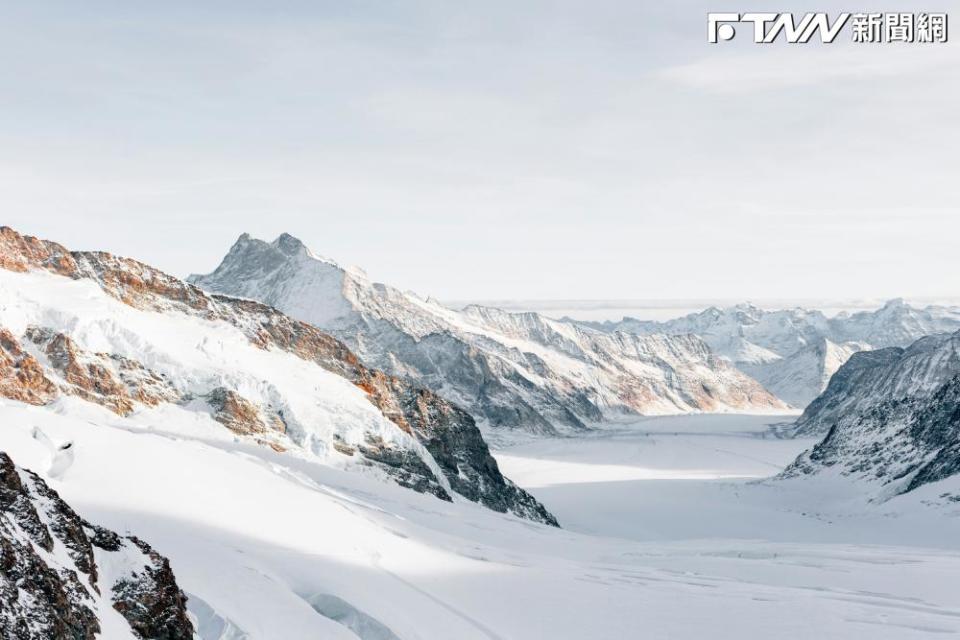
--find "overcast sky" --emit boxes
[2,1,957,302]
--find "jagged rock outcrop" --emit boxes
[0,328,57,405]
[26,327,182,416]
[586,300,960,408]
[206,387,285,436]
[0,451,194,639]
[0,227,557,525]
[782,330,960,498]
[189,233,786,435]
[0,326,181,417]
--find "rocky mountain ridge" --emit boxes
[780,329,960,500]
[189,234,787,436]
[0,226,556,525]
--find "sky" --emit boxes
[2,0,958,302]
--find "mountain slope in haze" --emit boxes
[587,301,960,408]
[0,227,555,525]
[0,451,194,640]
[739,338,868,409]
[783,331,960,498]
[189,234,787,435]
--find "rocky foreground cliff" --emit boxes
[0,451,194,639]
[0,226,556,525]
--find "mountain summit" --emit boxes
[190,233,787,435]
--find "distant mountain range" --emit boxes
[583,301,960,407]
[189,234,787,436]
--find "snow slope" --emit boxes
[190,234,787,435]
[3,406,960,639]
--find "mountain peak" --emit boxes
[880,297,908,311]
[272,232,306,255]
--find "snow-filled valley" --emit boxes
[3,406,960,639]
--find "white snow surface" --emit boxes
[3,402,960,639]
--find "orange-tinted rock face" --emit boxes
[38,331,135,415]
[0,329,58,405]
[0,226,78,276]
[22,327,179,417]
[205,387,285,436]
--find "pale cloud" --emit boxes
[1,1,958,301]
[660,41,959,92]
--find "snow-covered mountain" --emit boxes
[0,451,194,639]
[585,300,960,408]
[189,234,786,435]
[0,226,555,525]
[792,330,960,437]
[784,330,960,497]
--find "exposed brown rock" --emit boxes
[258,439,288,453]
[0,328,58,405]
[205,387,284,436]
[23,327,180,417]
[0,226,78,276]
[332,436,356,456]
[39,330,135,415]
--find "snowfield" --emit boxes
[3,404,960,639]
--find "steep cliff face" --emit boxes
[793,332,960,437]
[0,452,194,639]
[782,330,960,498]
[0,226,556,525]
[0,328,57,405]
[189,234,786,435]
[784,374,960,497]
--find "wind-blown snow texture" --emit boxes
[586,300,960,408]
[0,227,554,525]
[2,406,959,640]
[784,329,960,496]
[190,234,786,435]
